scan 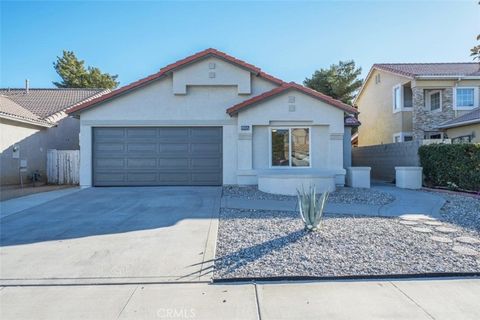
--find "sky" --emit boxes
[1,0,479,88]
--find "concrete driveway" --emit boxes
[0,187,221,285]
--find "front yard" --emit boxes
[214,187,480,279]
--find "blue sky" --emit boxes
[1,1,479,88]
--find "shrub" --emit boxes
[418,143,480,192]
[297,186,329,232]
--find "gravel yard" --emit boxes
[429,192,480,236]
[222,185,395,206]
[214,206,480,279]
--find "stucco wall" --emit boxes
[0,116,80,185]
[445,123,480,143]
[356,69,412,146]
[77,57,347,187]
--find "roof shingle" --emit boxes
[0,88,108,119]
[437,107,480,128]
[374,63,480,78]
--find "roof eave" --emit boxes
[0,113,55,128]
[437,118,480,129]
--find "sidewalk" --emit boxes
[221,185,446,218]
[1,278,479,319]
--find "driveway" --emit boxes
[0,187,221,285]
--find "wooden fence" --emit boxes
[47,149,80,184]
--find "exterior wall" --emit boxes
[356,69,412,146]
[78,62,278,187]
[239,91,346,185]
[358,72,480,146]
[0,116,80,185]
[77,58,348,187]
[445,123,480,143]
[352,141,421,181]
[411,79,480,139]
[411,87,454,139]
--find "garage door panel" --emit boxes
[159,158,189,168]
[127,172,158,183]
[95,172,126,183]
[126,158,157,169]
[95,128,125,138]
[191,143,222,153]
[159,173,191,183]
[191,158,222,168]
[93,127,222,186]
[159,143,189,153]
[95,143,125,153]
[95,158,125,169]
[126,128,157,138]
[126,143,157,153]
[192,173,222,183]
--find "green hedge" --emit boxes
[418,143,480,191]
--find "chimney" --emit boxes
[25,79,29,94]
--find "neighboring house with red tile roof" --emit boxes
[1,88,109,185]
[354,63,480,146]
[67,48,359,192]
[437,107,480,143]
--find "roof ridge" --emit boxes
[67,48,284,114]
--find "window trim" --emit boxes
[392,84,403,113]
[269,127,312,169]
[426,90,442,112]
[454,87,478,110]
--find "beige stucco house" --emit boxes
[355,63,480,146]
[67,48,359,194]
[0,88,108,185]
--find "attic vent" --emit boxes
[375,74,381,84]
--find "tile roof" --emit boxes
[0,88,108,119]
[67,48,285,114]
[437,107,480,128]
[373,63,480,78]
[226,82,358,115]
[0,96,52,127]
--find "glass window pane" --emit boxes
[394,87,401,109]
[291,128,310,167]
[430,92,440,110]
[271,129,289,166]
[456,88,474,107]
[404,136,413,142]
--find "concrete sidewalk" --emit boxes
[1,278,479,319]
[221,185,446,218]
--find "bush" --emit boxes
[418,143,480,192]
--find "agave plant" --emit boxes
[297,186,329,232]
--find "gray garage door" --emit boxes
[93,127,222,186]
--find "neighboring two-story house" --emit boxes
[355,63,480,146]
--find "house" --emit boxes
[67,48,359,193]
[355,63,480,146]
[0,87,109,185]
[437,107,480,143]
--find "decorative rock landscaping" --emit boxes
[430,236,453,244]
[214,208,480,279]
[222,185,395,206]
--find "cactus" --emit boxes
[297,186,329,232]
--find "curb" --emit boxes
[212,272,480,283]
